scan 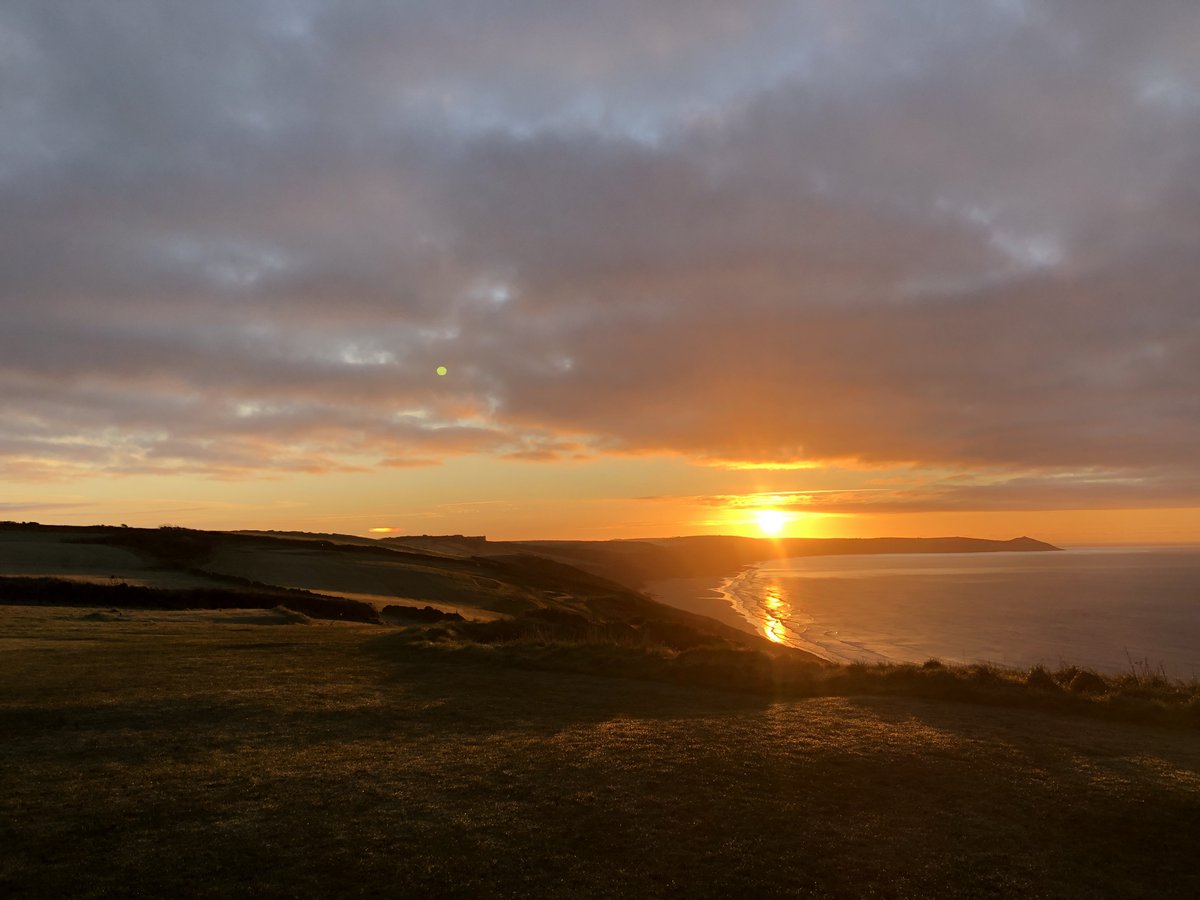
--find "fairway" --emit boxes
[2,605,1198,898]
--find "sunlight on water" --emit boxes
[762,586,789,643]
[719,548,1200,676]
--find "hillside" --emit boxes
[0,523,788,655]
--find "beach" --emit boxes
[643,574,763,638]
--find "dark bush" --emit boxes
[381,604,463,624]
[1068,670,1108,695]
[967,664,1002,685]
[0,576,380,623]
[455,617,530,643]
[1025,666,1060,692]
[1055,666,1080,686]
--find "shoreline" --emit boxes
[643,572,762,639]
[647,566,846,663]
[715,566,863,663]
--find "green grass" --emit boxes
[3,604,1199,898]
[0,530,216,589]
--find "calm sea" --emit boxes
[714,547,1200,678]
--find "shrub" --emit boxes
[967,664,1002,685]
[1068,670,1108,695]
[1025,666,1059,692]
[381,604,463,624]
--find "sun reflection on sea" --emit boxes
[762,584,791,643]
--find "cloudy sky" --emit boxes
[2,1,1199,542]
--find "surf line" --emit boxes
[714,566,824,657]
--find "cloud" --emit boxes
[0,500,93,514]
[688,465,1200,515]
[1,1,1198,511]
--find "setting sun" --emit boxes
[754,508,789,536]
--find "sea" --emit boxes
[701,547,1200,678]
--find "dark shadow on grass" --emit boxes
[833,693,1200,894]
[2,649,775,770]
[362,633,774,735]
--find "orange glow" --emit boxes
[708,460,822,471]
[708,502,838,539]
[12,456,1200,544]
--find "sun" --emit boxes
[753,508,788,537]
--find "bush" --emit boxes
[381,604,463,624]
[1025,666,1059,692]
[1068,670,1108,695]
[0,576,380,623]
[967,664,1002,685]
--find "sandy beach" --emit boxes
[644,572,761,638]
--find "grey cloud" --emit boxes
[691,466,1200,514]
[1,1,1198,509]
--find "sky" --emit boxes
[2,1,1199,544]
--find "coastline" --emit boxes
[644,572,761,639]
[715,566,865,663]
[647,566,842,662]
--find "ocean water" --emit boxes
[715,547,1200,678]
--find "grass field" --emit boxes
[3,603,1199,898]
[0,531,218,590]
